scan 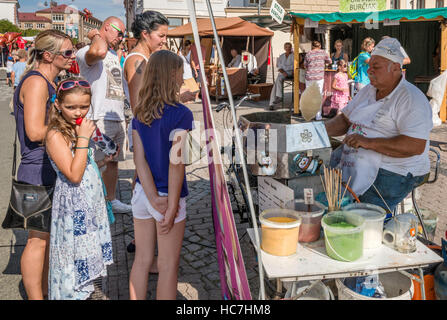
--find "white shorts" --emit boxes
[131,182,187,223]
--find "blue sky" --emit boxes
[18,0,126,23]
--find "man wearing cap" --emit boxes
[324,38,433,212]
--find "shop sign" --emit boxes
[339,0,386,12]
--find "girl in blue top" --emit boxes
[130,50,193,300]
[354,37,375,93]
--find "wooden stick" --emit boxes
[341,176,352,203]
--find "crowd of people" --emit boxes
[11,11,196,300]
[4,7,435,300]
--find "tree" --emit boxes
[21,29,41,37]
[0,19,20,34]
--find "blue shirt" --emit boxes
[355,52,371,85]
[132,103,194,197]
[12,61,26,87]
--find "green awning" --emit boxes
[289,8,447,23]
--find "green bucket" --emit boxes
[322,211,365,262]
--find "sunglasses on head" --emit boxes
[110,23,124,38]
[57,80,91,93]
[55,49,74,58]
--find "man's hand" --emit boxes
[343,134,370,149]
[87,29,101,41]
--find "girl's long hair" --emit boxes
[24,29,71,76]
[46,76,92,146]
[134,50,183,126]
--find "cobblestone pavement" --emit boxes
[0,81,446,300]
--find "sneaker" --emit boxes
[111,199,132,214]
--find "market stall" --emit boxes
[289,8,447,122]
[233,107,445,300]
[168,17,274,100]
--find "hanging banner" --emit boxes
[270,0,286,24]
[186,0,252,300]
[339,0,386,12]
[66,24,79,39]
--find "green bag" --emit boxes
[348,51,366,80]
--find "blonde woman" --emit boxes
[331,39,349,65]
[13,29,74,299]
[353,37,375,92]
[130,50,193,300]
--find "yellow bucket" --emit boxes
[260,209,302,256]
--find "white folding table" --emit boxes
[247,228,443,299]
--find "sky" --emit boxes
[17,0,126,23]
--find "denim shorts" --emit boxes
[358,168,426,213]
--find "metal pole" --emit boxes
[187,0,266,300]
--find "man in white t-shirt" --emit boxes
[325,37,432,212]
[76,16,132,214]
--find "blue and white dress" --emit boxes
[48,148,114,300]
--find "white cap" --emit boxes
[371,37,405,67]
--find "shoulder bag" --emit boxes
[1,125,54,232]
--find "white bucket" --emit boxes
[336,272,414,300]
[283,280,334,300]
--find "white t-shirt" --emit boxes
[6,60,13,72]
[179,50,193,80]
[76,46,125,121]
[342,76,433,177]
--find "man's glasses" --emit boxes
[110,23,124,38]
[55,49,74,58]
[57,80,91,93]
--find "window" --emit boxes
[24,23,33,29]
[249,0,259,3]
[53,24,64,31]
[37,23,45,29]
[168,17,183,28]
[416,0,425,8]
[390,0,400,9]
[52,14,64,22]
[436,0,444,7]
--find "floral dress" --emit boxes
[331,72,350,111]
[48,148,113,300]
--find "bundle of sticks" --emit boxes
[320,166,351,212]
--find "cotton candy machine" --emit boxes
[237,111,333,199]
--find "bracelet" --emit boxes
[77,136,90,141]
[75,146,89,149]
[92,33,102,40]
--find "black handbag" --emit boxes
[1,127,54,232]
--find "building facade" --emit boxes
[32,4,102,42]
[18,12,52,30]
[124,0,226,34]
[0,0,19,25]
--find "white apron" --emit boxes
[338,98,389,196]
